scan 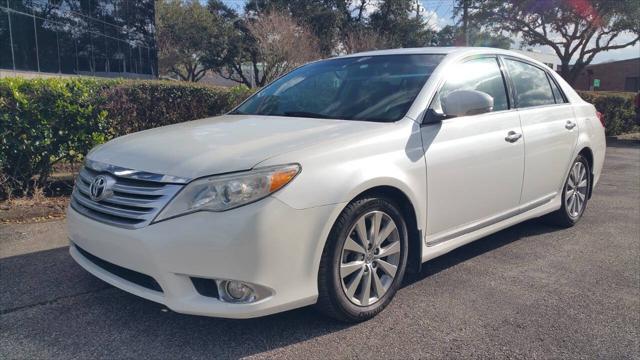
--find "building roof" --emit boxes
[587,57,640,68]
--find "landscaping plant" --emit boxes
[0,78,252,199]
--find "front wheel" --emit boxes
[316,196,408,322]
[547,154,591,227]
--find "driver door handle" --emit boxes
[505,131,522,143]
[565,120,577,130]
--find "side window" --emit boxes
[547,73,566,104]
[504,59,556,108]
[431,57,509,113]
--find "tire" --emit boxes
[546,154,591,228]
[316,196,409,322]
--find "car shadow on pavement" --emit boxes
[1,217,561,359]
[408,218,559,284]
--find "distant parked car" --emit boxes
[68,47,606,322]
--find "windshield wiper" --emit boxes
[282,111,335,119]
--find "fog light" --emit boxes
[219,280,256,303]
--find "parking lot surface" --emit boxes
[1,143,639,359]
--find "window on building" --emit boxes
[76,31,93,73]
[10,11,38,71]
[1,0,155,77]
[58,30,77,74]
[0,8,13,70]
[624,77,639,92]
[505,59,556,108]
[7,0,30,13]
[93,33,108,73]
[36,17,60,73]
[105,36,119,72]
[140,47,151,75]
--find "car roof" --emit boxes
[338,46,529,59]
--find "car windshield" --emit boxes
[232,54,445,122]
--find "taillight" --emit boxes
[596,111,605,127]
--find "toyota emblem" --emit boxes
[89,175,115,201]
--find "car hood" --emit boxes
[87,114,378,180]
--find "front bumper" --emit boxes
[67,197,341,318]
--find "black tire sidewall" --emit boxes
[326,197,409,320]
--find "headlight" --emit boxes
[154,164,300,222]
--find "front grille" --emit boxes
[71,166,183,229]
[74,243,163,293]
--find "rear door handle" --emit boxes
[565,121,577,130]
[505,131,522,143]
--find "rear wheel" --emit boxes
[316,196,408,322]
[547,155,591,227]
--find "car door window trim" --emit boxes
[421,54,516,124]
[499,55,571,109]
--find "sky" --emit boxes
[217,0,639,64]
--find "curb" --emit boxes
[606,136,640,146]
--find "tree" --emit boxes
[467,0,640,84]
[343,27,390,53]
[156,0,224,82]
[369,0,437,48]
[245,0,346,56]
[436,25,512,49]
[201,0,264,87]
[247,11,322,83]
[202,1,322,88]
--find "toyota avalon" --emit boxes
[68,47,606,322]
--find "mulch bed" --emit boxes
[1,175,74,224]
[0,197,69,224]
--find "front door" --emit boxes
[420,56,525,246]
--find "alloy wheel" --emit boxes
[565,161,588,218]
[339,211,401,306]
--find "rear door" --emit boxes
[421,56,525,246]
[501,57,579,206]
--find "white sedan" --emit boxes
[68,47,605,322]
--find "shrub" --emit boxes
[0,78,111,198]
[102,81,252,135]
[0,78,252,198]
[577,91,638,136]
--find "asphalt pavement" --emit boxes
[1,143,639,359]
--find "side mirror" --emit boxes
[441,90,494,117]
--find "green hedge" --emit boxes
[0,77,252,198]
[1,79,636,199]
[577,91,638,136]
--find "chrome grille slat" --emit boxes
[75,181,166,207]
[79,168,167,195]
[72,165,183,229]
[71,198,144,227]
[74,190,153,219]
[112,183,168,196]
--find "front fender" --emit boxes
[257,118,427,235]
